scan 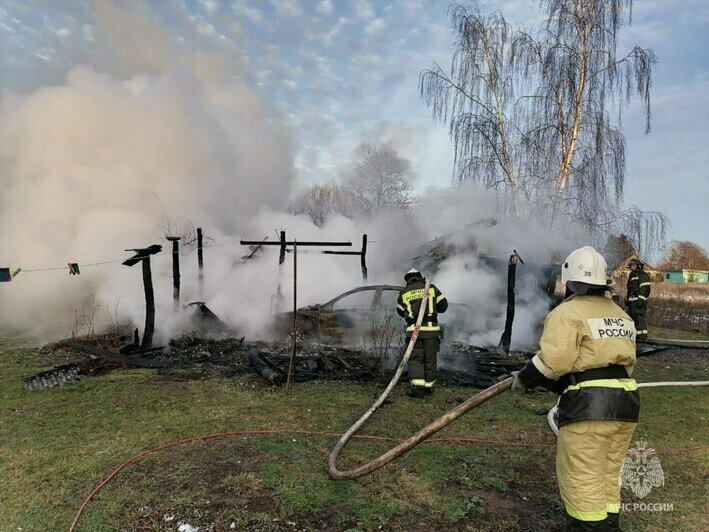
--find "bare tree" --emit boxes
[420,1,667,254]
[289,181,352,227]
[420,7,522,215]
[357,309,401,382]
[346,143,415,215]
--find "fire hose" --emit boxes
[546,380,709,436]
[328,281,513,479]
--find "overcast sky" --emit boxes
[1,0,707,257]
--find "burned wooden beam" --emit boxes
[141,258,156,347]
[166,236,181,309]
[241,239,352,247]
[53,340,167,369]
[121,245,162,267]
[322,234,368,280]
[241,236,269,261]
[197,227,204,296]
[361,234,368,280]
[279,230,286,265]
[248,349,286,385]
[498,251,523,355]
[119,345,165,356]
[123,244,162,347]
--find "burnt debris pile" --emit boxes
[23,331,531,391]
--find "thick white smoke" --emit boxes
[0,1,293,339]
[0,1,575,351]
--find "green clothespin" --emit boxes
[68,263,80,275]
[11,267,22,279]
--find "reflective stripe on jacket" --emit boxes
[396,280,447,333]
[626,270,651,302]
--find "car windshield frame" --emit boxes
[319,285,406,311]
[320,286,379,311]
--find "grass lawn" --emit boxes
[648,326,709,342]
[0,336,707,531]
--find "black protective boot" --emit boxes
[565,515,609,531]
[406,387,425,398]
[606,512,621,531]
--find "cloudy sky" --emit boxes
[1,0,707,257]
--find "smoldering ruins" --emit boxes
[21,226,555,390]
[0,1,665,393]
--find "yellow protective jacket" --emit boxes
[521,294,640,427]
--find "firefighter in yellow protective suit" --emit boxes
[396,269,448,397]
[512,247,639,531]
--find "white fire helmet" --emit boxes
[561,246,609,286]
[404,268,422,282]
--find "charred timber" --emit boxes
[498,251,522,355]
[240,240,352,247]
[141,258,156,347]
[167,236,181,308]
[197,228,204,295]
[122,245,162,348]
[279,230,287,265]
[321,235,368,280]
[248,349,286,385]
[57,340,166,368]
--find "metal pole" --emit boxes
[287,240,298,393]
[197,228,204,297]
[167,236,181,310]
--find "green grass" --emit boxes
[0,336,707,531]
[649,325,709,342]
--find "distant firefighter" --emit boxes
[396,269,447,398]
[625,259,651,342]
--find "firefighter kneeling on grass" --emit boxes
[396,269,447,398]
[512,246,640,531]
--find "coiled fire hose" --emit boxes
[328,281,513,479]
[547,380,709,436]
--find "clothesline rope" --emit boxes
[6,237,362,275]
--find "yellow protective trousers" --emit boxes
[557,420,636,522]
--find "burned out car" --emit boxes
[272,284,477,349]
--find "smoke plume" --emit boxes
[0,1,572,352]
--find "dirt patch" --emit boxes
[106,438,282,531]
[644,346,709,364]
[82,434,566,531]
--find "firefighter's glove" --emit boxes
[510,371,526,392]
